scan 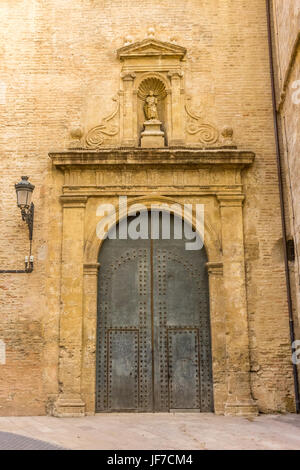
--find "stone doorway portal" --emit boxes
[96,212,214,412]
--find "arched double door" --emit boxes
[96,212,213,412]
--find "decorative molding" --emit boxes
[68,126,84,149]
[167,70,184,79]
[206,262,223,276]
[83,263,100,275]
[147,26,156,39]
[121,72,136,81]
[123,35,134,46]
[185,97,219,146]
[138,76,167,101]
[49,148,255,168]
[220,126,234,146]
[117,38,187,61]
[85,96,120,149]
[134,71,171,95]
[62,189,244,198]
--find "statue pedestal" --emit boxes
[141,120,165,148]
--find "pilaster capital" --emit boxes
[206,262,223,276]
[60,195,88,208]
[217,194,245,208]
[121,72,136,81]
[167,70,184,79]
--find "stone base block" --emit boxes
[51,396,86,418]
[141,135,165,148]
[224,400,258,417]
[141,119,165,148]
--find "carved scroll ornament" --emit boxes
[185,96,219,145]
[85,96,119,149]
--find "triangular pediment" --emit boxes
[117,38,186,61]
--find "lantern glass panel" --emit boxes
[17,188,32,207]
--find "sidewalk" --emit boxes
[0,413,299,450]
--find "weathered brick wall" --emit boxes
[272,0,300,336]
[0,0,296,415]
[273,0,300,81]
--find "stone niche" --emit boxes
[118,38,186,147]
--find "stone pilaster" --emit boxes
[121,72,136,146]
[81,262,100,414]
[217,194,258,417]
[52,196,88,417]
[168,70,184,145]
[206,262,227,415]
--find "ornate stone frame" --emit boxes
[79,38,231,152]
[48,147,258,417]
[118,39,186,146]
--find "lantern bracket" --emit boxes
[0,177,35,274]
[20,202,34,241]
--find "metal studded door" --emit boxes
[96,216,153,412]
[96,212,213,412]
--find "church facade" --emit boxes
[0,0,299,417]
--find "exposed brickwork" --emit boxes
[0,0,296,415]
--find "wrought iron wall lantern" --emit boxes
[0,176,35,274]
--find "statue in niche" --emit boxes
[144,90,159,121]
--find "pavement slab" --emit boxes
[0,413,299,450]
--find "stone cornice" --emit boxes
[49,148,255,169]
